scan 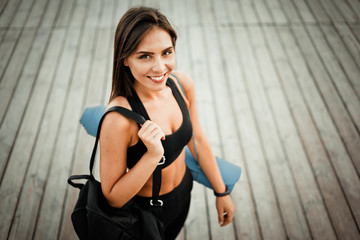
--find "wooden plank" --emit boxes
[32,1,100,239]
[346,0,360,19]
[0,29,21,83]
[0,0,21,27]
[211,0,230,26]
[305,0,331,23]
[219,25,287,240]
[333,23,360,70]
[249,24,336,240]
[0,0,60,181]
[262,0,288,24]
[253,0,273,24]
[350,24,360,43]
[0,3,64,238]
[264,25,359,239]
[10,0,36,28]
[225,0,245,25]
[277,0,302,23]
[55,0,75,27]
[245,25,311,239]
[317,0,345,22]
[0,29,36,176]
[238,0,260,25]
[194,3,238,238]
[59,10,114,240]
[204,21,261,240]
[306,25,360,132]
[280,23,360,229]
[0,32,36,97]
[330,0,359,22]
[0,0,9,16]
[5,28,65,240]
[99,0,113,28]
[185,25,212,240]
[292,24,360,175]
[24,0,48,28]
[320,24,360,100]
[291,0,317,23]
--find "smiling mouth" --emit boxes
[148,73,166,82]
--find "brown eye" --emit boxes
[139,55,150,59]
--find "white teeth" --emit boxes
[149,75,164,81]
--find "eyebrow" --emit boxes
[135,46,174,55]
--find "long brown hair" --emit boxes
[110,6,177,101]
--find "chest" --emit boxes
[142,95,183,135]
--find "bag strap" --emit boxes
[68,174,92,189]
[89,106,146,174]
[68,106,146,190]
[170,73,200,162]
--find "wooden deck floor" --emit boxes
[1,0,360,239]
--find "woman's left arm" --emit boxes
[174,71,235,227]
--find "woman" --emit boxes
[99,6,235,239]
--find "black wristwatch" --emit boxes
[214,186,230,197]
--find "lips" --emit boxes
[148,73,166,83]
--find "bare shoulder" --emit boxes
[171,70,194,93]
[100,96,137,145]
[170,71,196,106]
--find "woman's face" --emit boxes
[124,27,176,93]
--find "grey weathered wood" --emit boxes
[0,29,21,84]
[239,0,260,24]
[6,28,65,240]
[33,1,100,239]
[279,24,360,231]
[185,25,212,240]
[330,0,359,22]
[346,0,360,19]
[277,0,302,23]
[55,0,74,27]
[253,0,273,24]
[10,0,35,28]
[305,0,331,23]
[245,25,311,239]
[262,0,287,24]
[264,25,360,239]
[59,3,114,238]
[251,24,336,240]
[317,0,345,22]
[333,23,360,70]
[220,25,287,240]
[320,24,360,99]
[306,25,360,132]
[0,0,22,27]
[206,23,261,240]
[24,0,47,28]
[0,29,35,123]
[291,0,316,23]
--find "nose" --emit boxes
[152,56,166,73]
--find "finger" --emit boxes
[218,210,224,226]
[222,211,234,227]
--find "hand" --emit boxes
[138,121,165,159]
[216,195,235,227]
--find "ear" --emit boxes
[123,58,129,67]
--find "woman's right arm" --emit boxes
[99,112,165,208]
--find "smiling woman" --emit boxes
[97,6,235,240]
[124,28,176,91]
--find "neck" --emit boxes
[133,81,168,101]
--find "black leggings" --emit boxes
[133,168,193,240]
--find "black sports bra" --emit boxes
[126,78,192,169]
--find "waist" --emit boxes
[133,167,193,205]
[137,151,187,197]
